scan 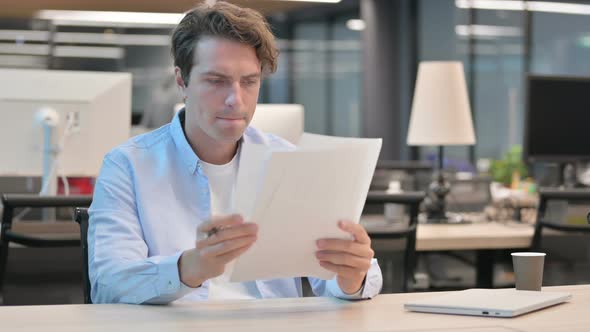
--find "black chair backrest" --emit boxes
[0,194,92,305]
[365,191,425,292]
[74,208,92,304]
[446,175,492,213]
[372,160,433,192]
[532,188,590,251]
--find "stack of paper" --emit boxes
[230,133,382,282]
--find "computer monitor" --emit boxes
[0,69,131,179]
[250,104,304,144]
[524,75,590,162]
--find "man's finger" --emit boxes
[318,261,365,280]
[202,235,257,257]
[316,252,371,270]
[198,214,244,233]
[216,242,255,264]
[338,220,371,244]
[316,239,374,258]
[197,223,258,249]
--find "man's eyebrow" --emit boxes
[242,73,261,79]
[201,71,230,78]
[200,71,261,79]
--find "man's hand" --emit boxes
[316,220,374,295]
[178,214,258,288]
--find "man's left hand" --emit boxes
[316,220,374,295]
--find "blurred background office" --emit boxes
[1,0,590,304]
[0,0,587,160]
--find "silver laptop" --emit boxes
[404,288,571,317]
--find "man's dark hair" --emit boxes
[171,1,278,86]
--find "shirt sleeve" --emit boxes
[307,258,383,300]
[88,151,195,304]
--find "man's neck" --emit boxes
[181,113,238,165]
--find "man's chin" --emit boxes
[214,127,246,143]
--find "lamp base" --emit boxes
[422,170,471,224]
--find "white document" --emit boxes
[230,133,382,282]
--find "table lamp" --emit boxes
[406,61,476,222]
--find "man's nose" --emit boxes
[225,82,243,108]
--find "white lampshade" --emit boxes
[407,61,476,146]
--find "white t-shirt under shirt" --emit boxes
[200,151,260,300]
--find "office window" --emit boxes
[419,0,526,164]
[470,8,525,160]
[418,0,472,169]
[330,15,363,137]
[531,10,590,76]
[293,22,330,134]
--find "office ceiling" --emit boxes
[0,0,316,18]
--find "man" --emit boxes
[88,1,382,304]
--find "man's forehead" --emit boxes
[191,37,261,76]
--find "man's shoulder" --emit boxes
[244,126,296,151]
[105,124,172,162]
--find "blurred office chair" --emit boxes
[74,208,91,304]
[532,188,590,250]
[0,194,92,305]
[531,188,590,285]
[371,160,433,192]
[446,174,493,215]
[363,191,425,292]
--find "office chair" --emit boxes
[530,188,590,285]
[74,208,91,304]
[446,174,492,214]
[363,191,425,292]
[531,188,590,251]
[371,160,433,192]
[0,194,92,305]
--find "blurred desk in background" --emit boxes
[362,216,535,288]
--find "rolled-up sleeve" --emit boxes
[308,258,382,300]
[88,151,194,304]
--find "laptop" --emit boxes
[404,288,572,318]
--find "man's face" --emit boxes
[177,37,261,143]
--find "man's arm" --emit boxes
[88,152,193,304]
[307,259,382,300]
[308,221,383,300]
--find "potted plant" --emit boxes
[490,145,528,188]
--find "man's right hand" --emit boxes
[178,214,258,288]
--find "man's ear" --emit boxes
[174,67,187,100]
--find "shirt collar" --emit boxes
[170,109,201,174]
[170,109,245,175]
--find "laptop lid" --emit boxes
[404,288,571,318]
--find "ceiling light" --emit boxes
[346,19,366,31]
[455,24,522,38]
[36,10,184,27]
[456,0,590,15]
[528,2,590,15]
[455,0,525,11]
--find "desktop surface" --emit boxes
[0,285,587,332]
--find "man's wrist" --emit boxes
[178,250,205,288]
[338,276,366,295]
[339,274,368,295]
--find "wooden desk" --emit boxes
[363,217,536,288]
[9,221,79,241]
[415,221,534,251]
[0,285,587,331]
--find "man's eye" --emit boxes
[207,79,225,85]
[243,80,258,86]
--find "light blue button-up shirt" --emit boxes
[88,111,383,304]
